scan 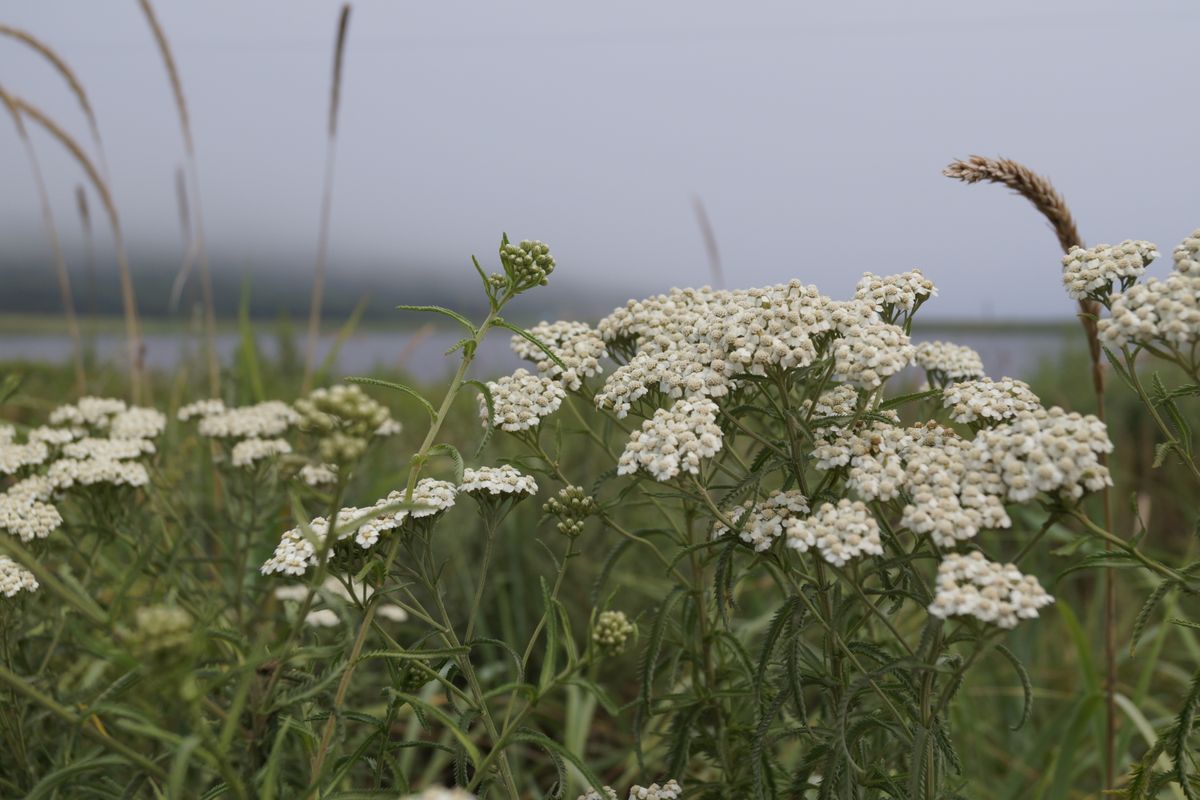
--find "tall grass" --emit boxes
[137,0,220,396]
[303,4,353,392]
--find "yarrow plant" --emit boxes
[5,223,1200,800]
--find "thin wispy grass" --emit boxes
[9,94,146,401]
[691,194,725,289]
[303,3,353,392]
[0,88,85,392]
[137,0,220,396]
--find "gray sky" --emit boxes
[1,0,1197,319]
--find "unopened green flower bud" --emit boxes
[592,610,635,655]
[499,238,556,292]
[544,484,597,537]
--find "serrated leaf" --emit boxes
[995,644,1033,731]
[493,319,568,372]
[395,304,476,335]
[1131,581,1175,656]
[427,443,464,485]
[346,376,437,421]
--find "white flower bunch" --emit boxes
[274,577,409,624]
[177,399,226,421]
[48,396,127,428]
[914,340,985,383]
[617,398,723,481]
[628,780,683,800]
[942,377,1042,425]
[47,457,150,491]
[261,479,457,575]
[27,426,82,446]
[0,441,49,474]
[854,269,937,319]
[971,406,1112,502]
[592,609,635,654]
[578,789,618,800]
[832,321,914,389]
[480,369,566,432]
[108,407,167,441]
[460,465,538,496]
[0,476,62,542]
[512,320,607,391]
[194,401,300,439]
[1099,271,1200,351]
[712,490,810,552]
[1062,240,1159,300]
[928,551,1053,629]
[1174,228,1200,274]
[299,463,338,486]
[62,437,154,461]
[231,437,293,468]
[0,555,38,598]
[402,788,476,800]
[787,499,884,567]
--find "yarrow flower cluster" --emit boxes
[1099,270,1200,352]
[299,462,338,486]
[914,340,985,383]
[512,320,607,391]
[1174,228,1200,274]
[460,465,538,496]
[0,555,38,598]
[295,384,398,462]
[481,369,566,432]
[712,490,810,552]
[854,269,937,321]
[231,437,293,468]
[1062,240,1159,300]
[192,401,299,439]
[942,378,1041,425]
[402,789,476,800]
[787,499,884,567]
[274,577,409,624]
[617,398,723,481]
[928,551,1053,629]
[261,479,458,575]
[577,781,683,800]
[496,238,556,292]
[832,321,914,389]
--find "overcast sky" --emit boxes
[1,0,1197,319]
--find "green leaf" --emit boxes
[428,443,464,484]
[395,304,476,335]
[346,376,437,421]
[1130,581,1175,656]
[994,644,1033,731]
[538,577,558,694]
[493,319,568,372]
[507,729,606,793]
[1055,550,1140,582]
[880,388,942,410]
[566,677,621,717]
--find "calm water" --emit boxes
[0,327,1077,382]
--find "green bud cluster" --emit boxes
[295,384,393,463]
[543,484,597,537]
[395,659,432,695]
[592,610,635,655]
[498,238,555,293]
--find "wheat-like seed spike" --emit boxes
[329,4,351,137]
[943,155,1082,254]
[8,92,145,401]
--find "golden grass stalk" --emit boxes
[691,194,725,289]
[75,185,98,321]
[137,0,220,395]
[0,24,109,178]
[943,153,1116,792]
[302,3,353,392]
[0,89,85,393]
[10,94,145,401]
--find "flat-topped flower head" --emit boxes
[195,401,299,439]
[787,499,884,567]
[299,463,338,486]
[512,320,607,390]
[915,341,985,384]
[928,551,1053,629]
[1174,228,1200,275]
[1099,271,1200,352]
[49,396,127,429]
[402,789,477,800]
[1062,240,1158,301]
[481,369,565,432]
[47,457,150,491]
[231,437,293,468]
[460,465,538,496]
[943,377,1041,425]
[28,426,83,447]
[855,269,937,323]
[0,441,49,474]
[0,555,38,598]
[109,407,167,441]
[832,322,914,389]
[177,399,226,421]
[628,780,683,800]
[63,437,155,461]
[712,490,809,552]
[617,397,723,481]
[578,789,619,800]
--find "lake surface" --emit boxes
[0,326,1080,383]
